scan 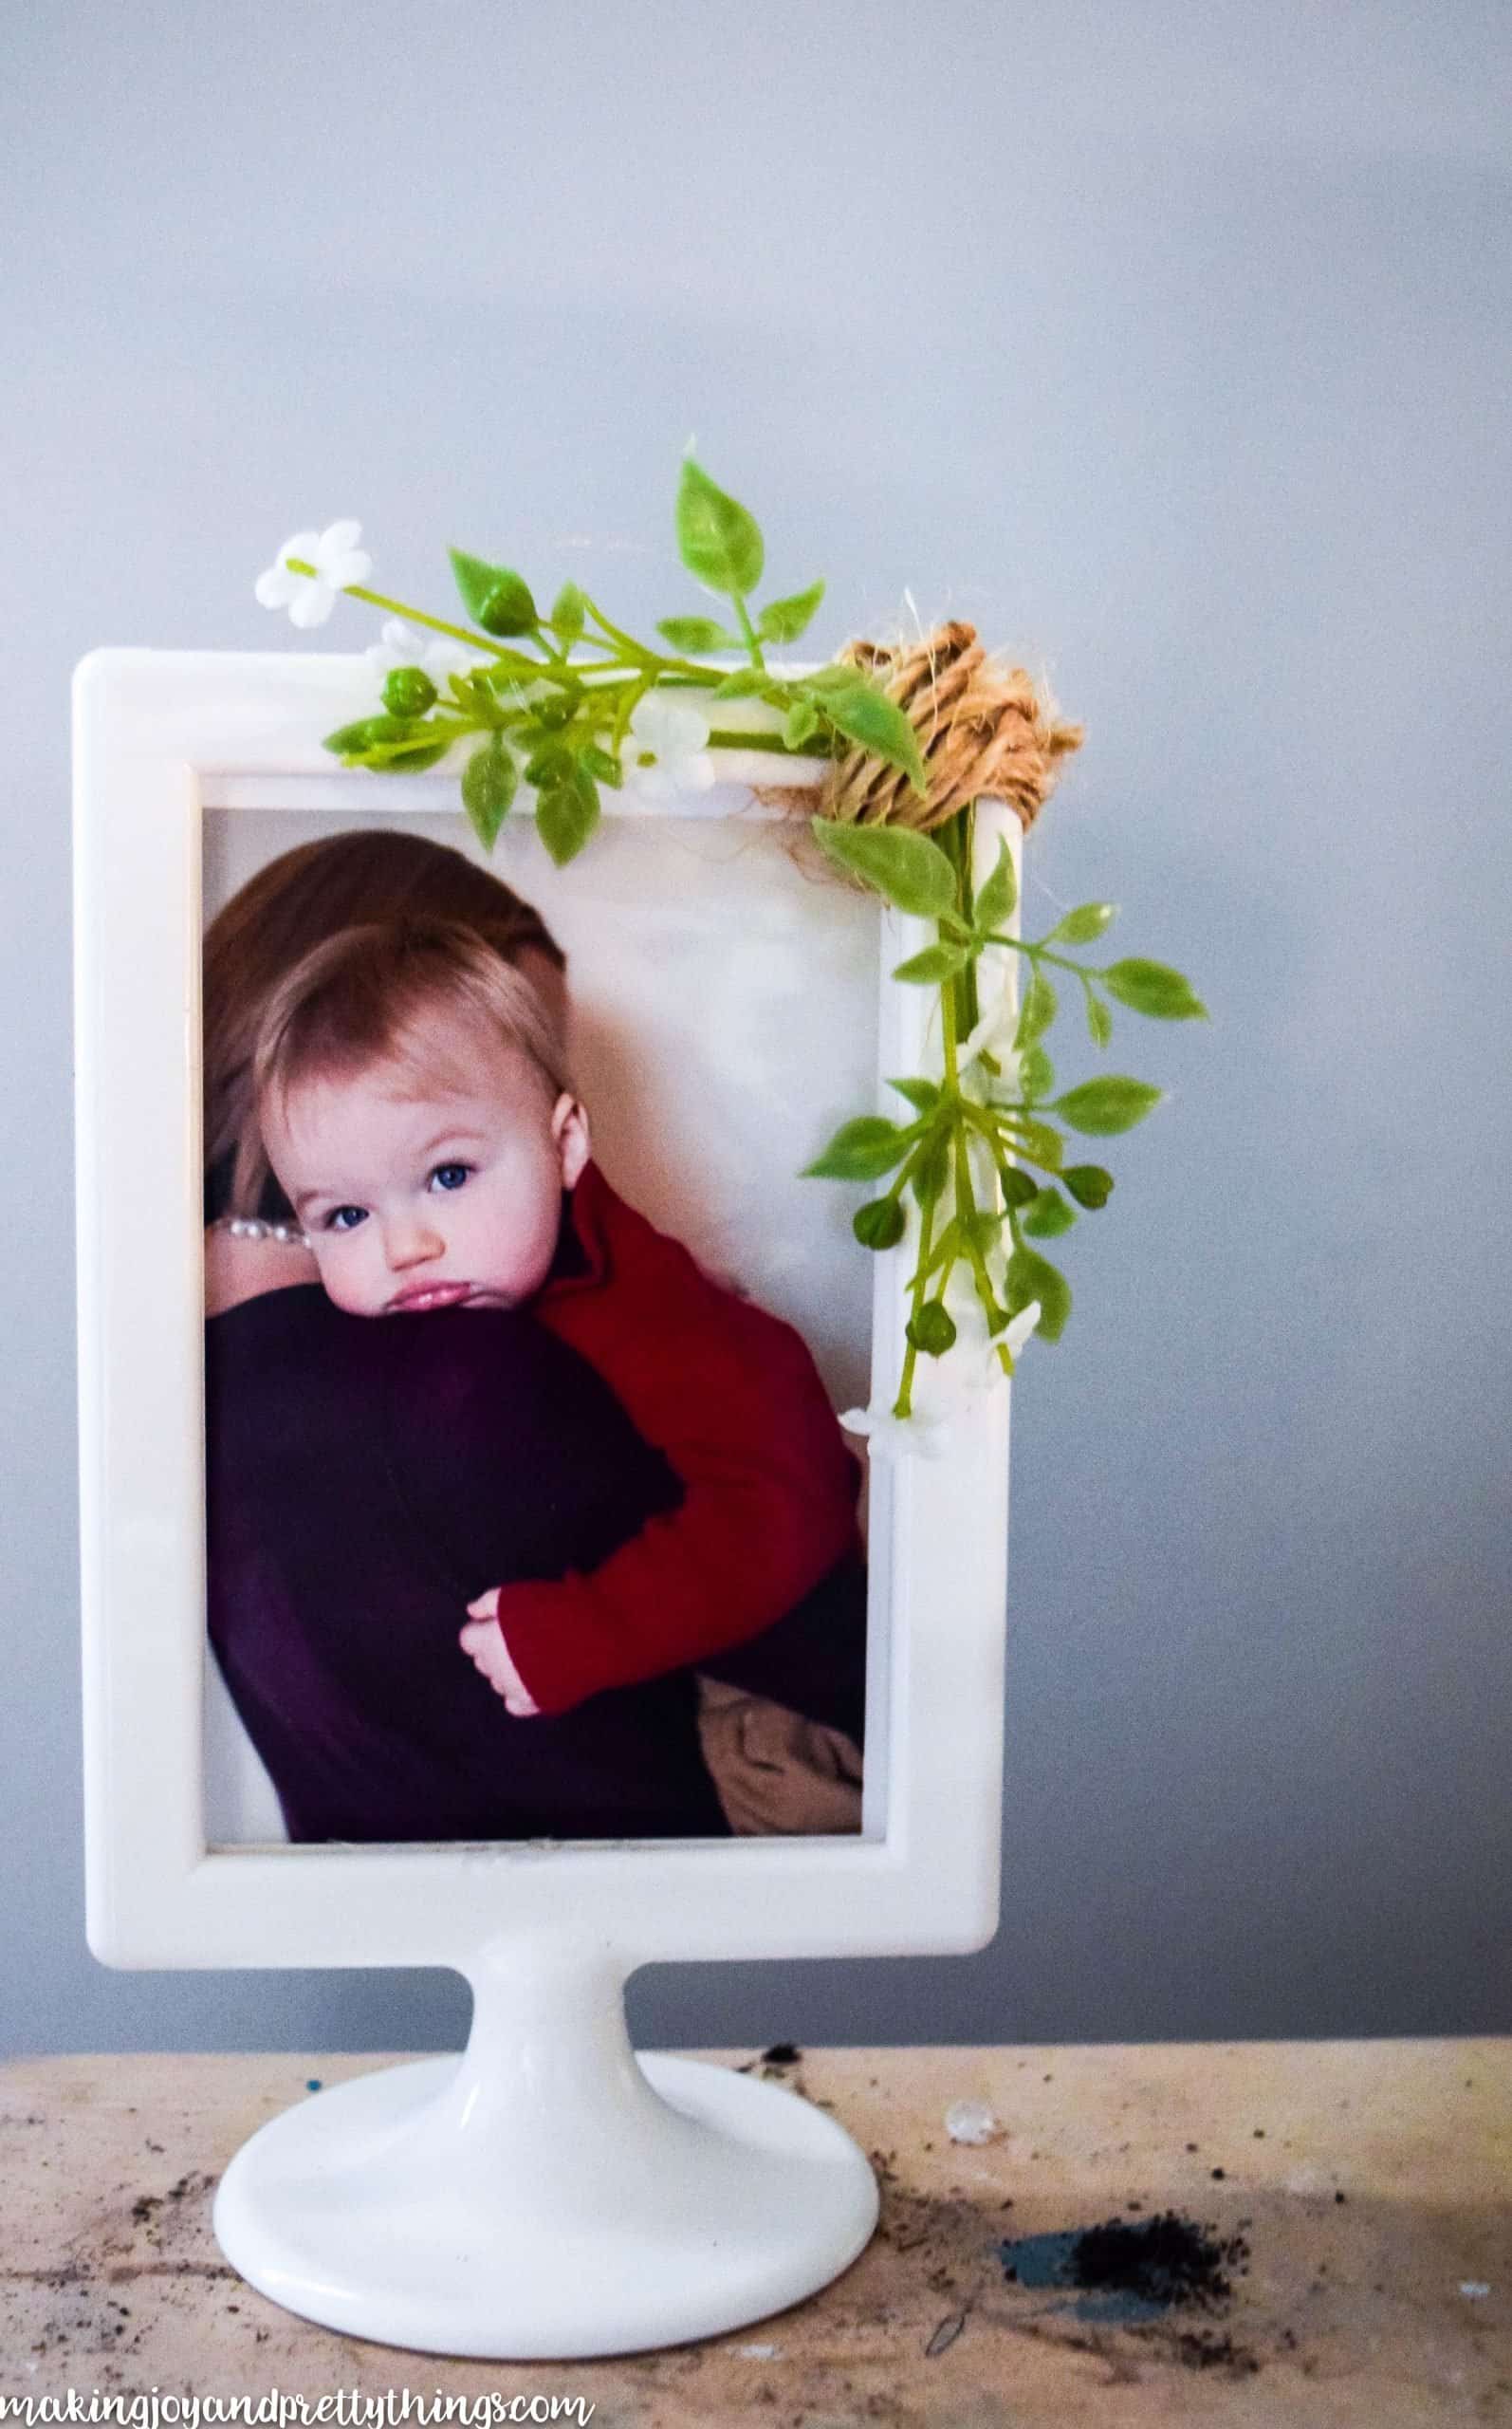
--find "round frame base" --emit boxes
[214,2041,878,2361]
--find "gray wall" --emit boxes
[4,1,1509,2055]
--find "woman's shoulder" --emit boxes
[203,1224,321,1319]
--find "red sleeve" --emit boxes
[492,1188,861,1716]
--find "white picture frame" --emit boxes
[73,646,1018,1975]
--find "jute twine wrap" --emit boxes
[817,620,1083,836]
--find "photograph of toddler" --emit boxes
[201,827,872,1845]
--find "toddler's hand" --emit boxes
[460,1589,542,1718]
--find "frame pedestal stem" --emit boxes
[213,1926,879,2359]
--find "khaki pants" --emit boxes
[695,1676,864,1836]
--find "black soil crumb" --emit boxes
[1171,2327,1262,2374]
[129,2171,212,2231]
[1067,2212,1249,2312]
[734,2040,802,2076]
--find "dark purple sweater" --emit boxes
[205,1284,736,1843]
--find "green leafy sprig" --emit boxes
[265,459,1205,1408]
[802,813,1207,1414]
[304,457,926,865]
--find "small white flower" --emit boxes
[254,519,372,629]
[621,692,715,799]
[935,1285,1042,1402]
[839,1404,954,1461]
[364,617,488,689]
[1002,1300,1042,1360]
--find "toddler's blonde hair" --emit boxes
[242,918,571,1210]
[205,829,565,1222]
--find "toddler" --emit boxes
[249,916,866,1734]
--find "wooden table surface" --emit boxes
[2,2040,1508,2424]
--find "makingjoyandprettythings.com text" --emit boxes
[0,2397,593,2429]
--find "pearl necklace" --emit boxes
[212,1214,312,1250]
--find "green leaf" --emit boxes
[1005,1245,1072,1343]
[711,668,767,699]
[911,1128,951,1208]
[1052,1076,1163,1136]
[656,614,737,652]
[524,738,573,788]
[1086,991,1114,1048]
[813,676,927,796]
[1013,969,1057,1048]
[802,661,870,692]
[448,547,538,638]
[674,457,765,597]
[809,818,958,918]
[580,742,623,788]
[782,698,821,750]
[853,1196,907,1251]
[1045,901,1116,947]
[1017,1044,1055,1100]
[550,582,586,644]
[997,1163,1039,1210]
[972,838,1018,935]
[802,1116,912,1181]
[1021,1186,1077,1239]
[907,1300,957,1358]
[535,767,599,866]
[1101,957,1209,1021]
[888,1076,940,1114]
[892,942,970,985]
[460,735,518,849]
[756,580,825,644]
[381,741,450,773]
[326,713,436,758]
[1062,1164,1115,1210]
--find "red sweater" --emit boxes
[493,1160,863,1715]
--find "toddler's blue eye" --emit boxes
[326,1206,366,1233]
[431,1162,471,1193]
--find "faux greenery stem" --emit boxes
[937,833,1015,1374]
[293,559,779,714]
[959,1099,1061,1176]
[285,564,537,667]
[272,460,1203,1409]
[894,1185,938,1419]
[705,729,819,755]
[941,806,983,1044]
[583,595,659,663]
[935,955,966,1313]
[732,592,766,672]
[892,804,1019,1416]
[983,931,1108,982]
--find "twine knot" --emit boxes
[819,621,1083,835]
